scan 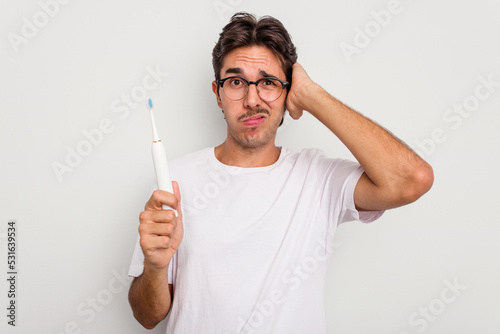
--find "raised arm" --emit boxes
[128,182,183,329]
[285,64,433,211]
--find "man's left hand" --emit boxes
[285,63,318,120]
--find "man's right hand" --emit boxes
[138,181,183,272]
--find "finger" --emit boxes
[145,189,179,211]
[170,181,184,247]
[139,219,175,237]
[139,209,177,226]
[293,63,308,78]
[172,181,182,220]
[140,234,172,251]
[294,110,303,119]
[288,107,303,120]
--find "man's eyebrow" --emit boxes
[224,68,279,78]
[259,70,277,78]
[225,67,243,75]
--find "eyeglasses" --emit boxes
[217,76,289,102]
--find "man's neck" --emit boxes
[214,141,281,168]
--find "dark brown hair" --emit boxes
[212,12,297,85]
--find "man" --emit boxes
[128,12,433,333]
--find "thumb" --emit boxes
[287,107,303,120]
[170,181,184,250]
[172,181,182,219]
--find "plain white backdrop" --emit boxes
[1,0,499,333]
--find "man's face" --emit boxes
[212,45,287,150]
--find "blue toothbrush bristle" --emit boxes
[147,98,153,109]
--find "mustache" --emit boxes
[237,108,270,121]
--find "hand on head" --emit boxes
[286,63,316,120]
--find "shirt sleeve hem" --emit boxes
[346,166,385,224]
[128,265,144,278]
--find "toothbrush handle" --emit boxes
[152,141,178,215]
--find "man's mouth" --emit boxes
[242,114,266,127]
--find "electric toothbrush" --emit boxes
[146,97,177,214]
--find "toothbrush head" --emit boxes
[147,97,160,141]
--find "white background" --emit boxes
[1,0,499,333]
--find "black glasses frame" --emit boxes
[217,76,289,101]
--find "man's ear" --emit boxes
[212,81,223,109]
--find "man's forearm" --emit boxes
[302,83,433,205]
[128,265,172,329]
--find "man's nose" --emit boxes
[244,83,262,108]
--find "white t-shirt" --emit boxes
[129,147,383,334]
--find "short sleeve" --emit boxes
[338,166,384,224]
[317,153,384,226]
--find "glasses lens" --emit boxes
[222,78,248,101]
[257,78,283,102]
[221,77,285,102]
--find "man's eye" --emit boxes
[230,79,243,86]
[262,79,276,86]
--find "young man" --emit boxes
[128,12,433,333]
